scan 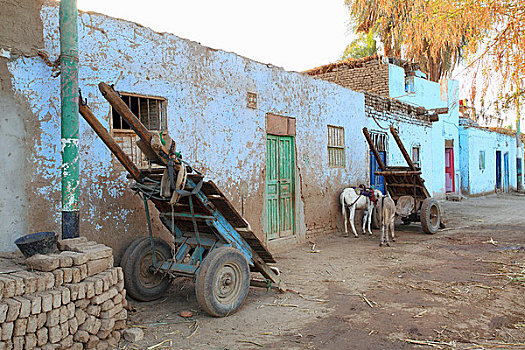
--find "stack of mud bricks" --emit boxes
[311,60,390,97]
[0,237,127,349]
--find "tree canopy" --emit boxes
[344,0,524,113]
[342,32,377,60]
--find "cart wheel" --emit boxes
[421,198,441,234]
[195,247,250,317]
[121,237,172,301]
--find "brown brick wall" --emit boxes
[309,60,390,97]
[364,92,431,126]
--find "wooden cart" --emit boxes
[78,82,285,317]
[363,126,443,234]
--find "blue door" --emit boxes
[496,151,502,190]
[504,152,510,192]
[370,150,386,194]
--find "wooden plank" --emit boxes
[375,170,422,176]
[79,103,142,181]
[252,255,286,292]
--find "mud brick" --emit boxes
[3,275,24,296]
[0,280,3,301]
[109,268,119,284]
[70,342,83,350]
[95,340,108,350]
[114,308,127,321]
[60,251,89,266]
[111,330,121,343]
[71,267,81,284]
[36,327,48,347]
[75,244,112,260]
[100,273,110,292]
[91,287,117,306]
[86,304,100,317]
[75,308,87,326]
[42,344,60,350]
[42,272,55,290]
[0,303,7,323]
[60,320,69,338]
[25,333,36,350]
[0,341,4,350]
[49,289,62,309]
[80,315,96,333]
[12,272,37,294]
[58,287,70,305]
[26,315,37,333]
[59,306,69,323]
[123,327,143,342]
[73,330,89,343]
[85,335,99,349]
[13,318,27,336]
[0,276,16,298]
[74,298,89,309]
[46,308,60,327]
[56,253,73,268]
[122,297,128,309]
[1,340,10,350]
[57,237,88,251]
[79,264,88,280]
[11,336,23,350]
[66,302,75,318]
[87,257,113,277]
[39,292,53,312]
[48,325,61,343]
[13,297,30,318]
[116,280,124,292]
[113,320,125,330]
[24,294,41,315]
[37,312,47,329]
[52,269,64,288]
[68,317,78,334]
[62,268,72,284]
[120,289,126,299]
[99,318,114,332]
[100,299,114,312]
[100,304,122,319]
[112,293,122,305]
[60,334,73,349]
[26,254,59,272]
[84,281,95,299]
[5,298,21,322]
[116,267,123,282]
[1,322,13,341]
[92,318,101,335]
[34,273,47,292]
[87,277,103,295]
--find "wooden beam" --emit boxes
[79,102,142,182]
[375,170,422,176]
[389,125,417,170]
[428,107,449,115]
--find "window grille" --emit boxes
[111,93,166,168]
[370,131,387,152]
[327,125,345,167]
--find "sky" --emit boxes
[76,0,353,72]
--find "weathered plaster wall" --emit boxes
[4,1,367,256]
[459,126,520,195]
[389,65,460,197]
[0,0,45,252]
[364,93,434,190]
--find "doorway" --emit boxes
[266,134,295,240]
[496,150,502,190]
[503,152,510,192]
[445,147,455,192]
[369,131,387,194]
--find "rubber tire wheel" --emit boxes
[195,247,250,317]
[371,206,380,229]
[121,237,172,301]
[421,198,441,234]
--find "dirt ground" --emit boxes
[123,193,525,350]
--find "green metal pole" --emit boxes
[60,0,80,238]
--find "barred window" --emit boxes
[111,93,167,168]
[327,125,345,167]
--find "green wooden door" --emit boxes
[266,134,295,239]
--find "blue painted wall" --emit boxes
[4,2,367,254]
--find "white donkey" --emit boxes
[377,195,396,246]
[340,187,382,237]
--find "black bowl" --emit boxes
[15,231,58,258]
